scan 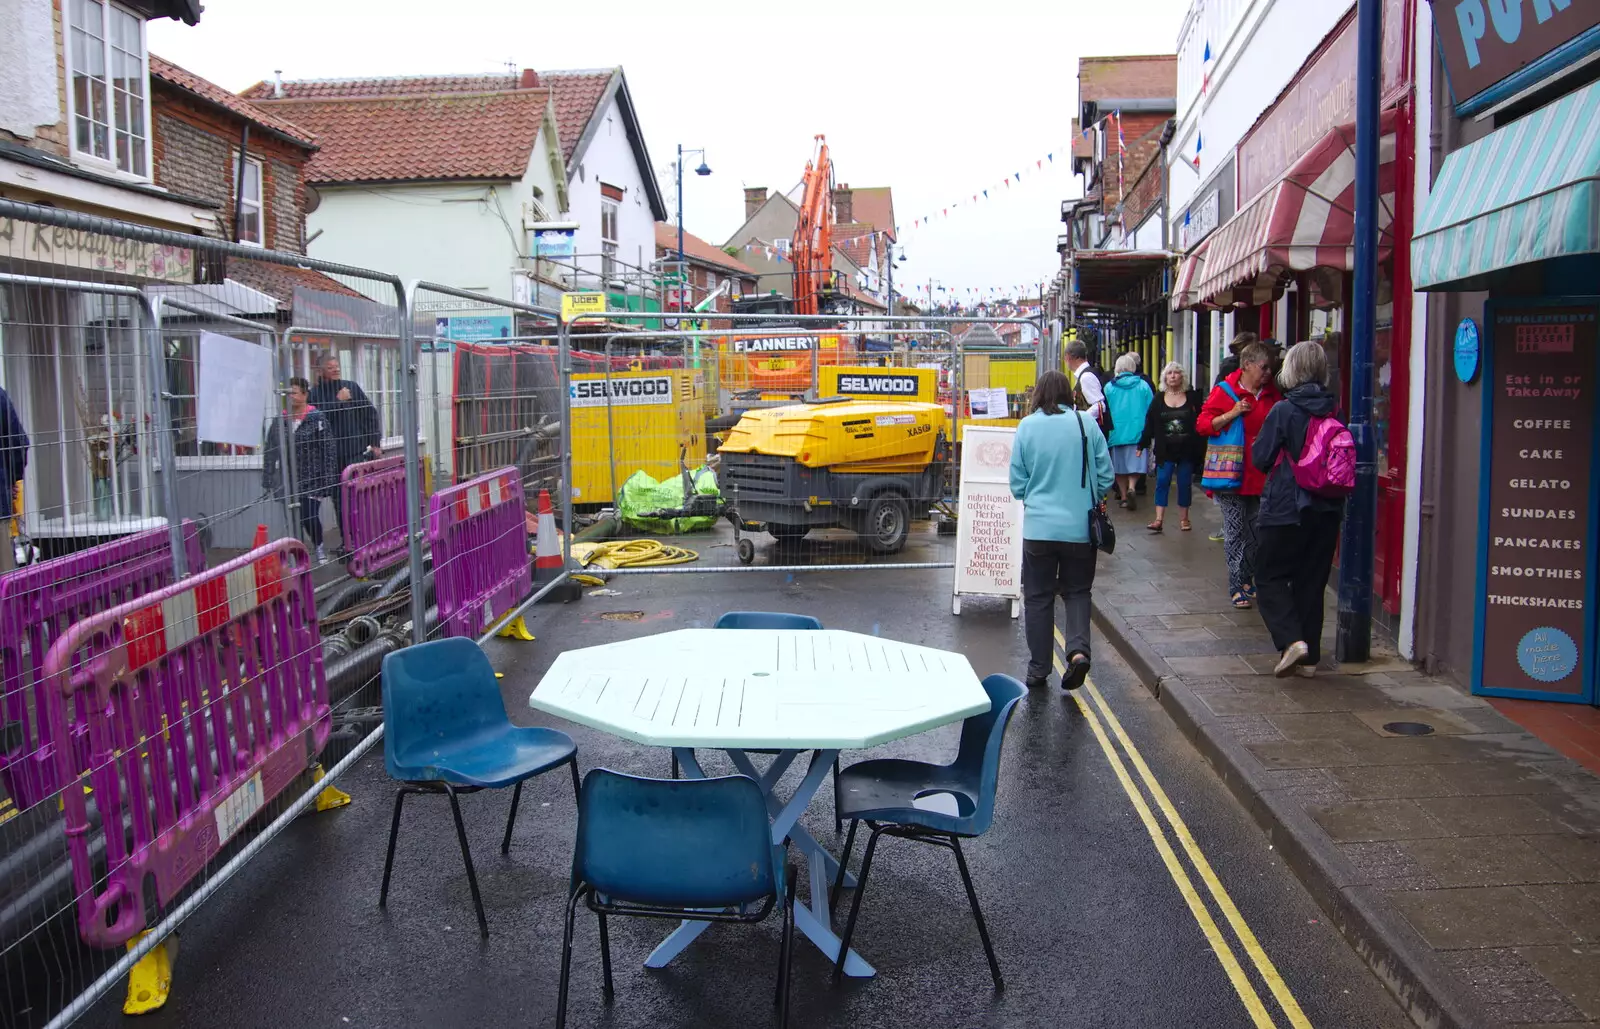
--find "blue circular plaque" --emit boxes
[1453,318,1480,383]
[1517,627,1578,684]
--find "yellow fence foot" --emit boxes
[497,617,536,641]
[310,763,351,812]
[122,931,175,1015]
[495,672,505,679]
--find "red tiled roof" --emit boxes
[239,73,517,101]
[1079,55,1177,103]
[252,91,551,184]
[848,187,896,240]
[833,223,879,269]
[151,55,317,147]
[654,223,759,277]
[538,70,616,165]
[242,68,618,169]
[226,260,364,305]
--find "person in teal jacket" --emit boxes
[1010,370,1114,691]
[1103,353,1155,510]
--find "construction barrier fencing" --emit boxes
[338,455,409,579]
[427,466,531,640]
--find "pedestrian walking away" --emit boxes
[1063,338,1111,440]
[307,354,382,540]
[1142,362,1204,533]
[1104,353,1154,512]
[1010,369,1114,692]
[1251,341,1349,678]
[0,385,28,574]
[264,377,339,564]
[1198,341,1281,610]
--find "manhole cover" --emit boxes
[1383,721,1435,736]
[600,611,645,622]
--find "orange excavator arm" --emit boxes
[791,134,833,316]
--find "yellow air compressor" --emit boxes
[569,368,707,507]
[717,398,950,555]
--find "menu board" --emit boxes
[1482,304,1598,694]
[953,425,1023,617]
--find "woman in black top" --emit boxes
[1142,361,1205,533]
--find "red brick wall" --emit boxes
[1098,111,1167,217]
[150,83,311,251]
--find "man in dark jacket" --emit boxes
[307,354,381,538]
[263,377,338,563]
[1213,331,1259,386]
[1250,341,1344,679]
[0,386,27,572]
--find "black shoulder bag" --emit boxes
[1077,411,1116,554]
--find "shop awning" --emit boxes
[1413,78,1600,292]
[1069,249,1174,313]
[1193,110,1397,308]
[1170,239,1209,311]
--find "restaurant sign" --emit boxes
[1433,0,1600,114]
[0,215,194,283]
[1237,0,1408,205]
[1478,302,1599,700]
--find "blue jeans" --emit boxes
[1154,460,1192,509]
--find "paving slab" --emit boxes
[1090,500,1600,1028]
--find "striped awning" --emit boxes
[1193,110,1398,307]
[1413,77,1600,291]
[1170,239,1209,311]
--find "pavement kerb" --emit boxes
[1090,598,1496,1029]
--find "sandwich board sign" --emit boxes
[953,424,1022,618]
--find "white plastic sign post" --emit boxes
[952,424,1023,618]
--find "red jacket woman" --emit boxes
[1197,342,1281,608]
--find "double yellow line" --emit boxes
[1054,629,1312,1029]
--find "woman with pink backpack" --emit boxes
[1251,341,1356,678]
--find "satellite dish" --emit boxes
[303,185,321,214]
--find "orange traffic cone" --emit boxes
[534,489,562,584]
[252,524,268,549]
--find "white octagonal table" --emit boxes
[530,627,990,976]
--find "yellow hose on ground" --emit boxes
[570,539,700,570]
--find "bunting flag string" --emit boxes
[900,138,1081,232]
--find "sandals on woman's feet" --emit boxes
[1180,519,1192,531]
[1231,589,1253,609]
[1147,520,1163,533]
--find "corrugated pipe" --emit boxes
[317,578,373,620]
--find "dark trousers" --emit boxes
[330,461,354,534]
[297,491,324,549]
[1022,539,1097,680]
[1255,511,1342,665]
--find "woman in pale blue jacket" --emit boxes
[1103,352,1155,511]
[1009,370,1114,691]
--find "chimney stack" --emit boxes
[273,69,284,99]
[520,68,540,89]
[743,187,767,221]
[833,184,854,224]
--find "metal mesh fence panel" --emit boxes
[0,200,414,1029]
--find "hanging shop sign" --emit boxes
[1432,0,1600,115]
[1237,0,1409,204]
[1454,317,1481,383]
[561,291,606,323]
[1477,301,1599,700]
[532,225,577,260]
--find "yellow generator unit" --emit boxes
[717,399,950,554]
[818,366,939,405]
[570,368,706,507]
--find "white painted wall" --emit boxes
[0,0,58,138]
[566,90,659,285]
[1169,0,1355,238]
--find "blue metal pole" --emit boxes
[1337,0,1382,663]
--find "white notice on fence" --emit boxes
[969,387,1008,420]
[197,330,273,448]
[953,425,1023,616]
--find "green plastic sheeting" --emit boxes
[617,466,721,534]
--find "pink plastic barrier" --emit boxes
[0,522,205,812]
[45,539,329,948]
[340,455,409,578]
[428,467,530,638]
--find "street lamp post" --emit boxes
[885,243,905,341]
[675,144,712,315]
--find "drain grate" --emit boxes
[1383,721,1435,737]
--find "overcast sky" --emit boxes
[150,0,1189,301]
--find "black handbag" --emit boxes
[1076,412,1116,554]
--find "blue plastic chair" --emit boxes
[378,636,579,936]
[672,612,829,789]
[829,673,1026,989]
[556,769,796,1028]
